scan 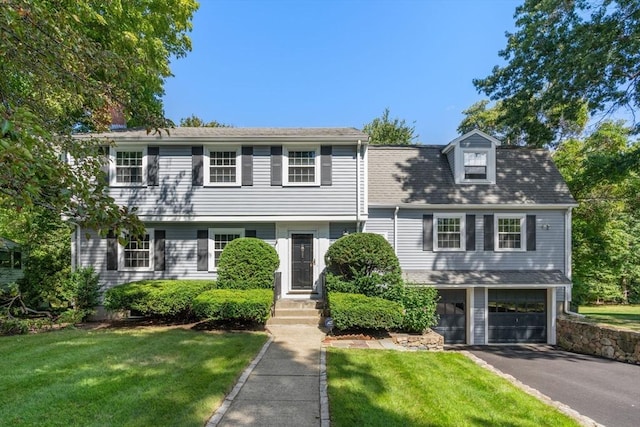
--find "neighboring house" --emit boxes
[72,128,576,345]
[0,237,24,286]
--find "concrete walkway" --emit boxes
[207,325,328,427]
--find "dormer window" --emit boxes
[463,151,488,180]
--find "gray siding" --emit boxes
[445,149,455,178]
[460,134,492,148]
[364,209,395,249]
[329,222,357,243]
[382,209,566,272]
[556,286,566,302]
[80,223,276,289]
[0,267,23,286]
[473,287,486,344]
[109,145,360,217]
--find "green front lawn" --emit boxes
[0,327,267,426]
[327,349,579,427]
[579,304,640,331]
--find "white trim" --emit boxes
[428,283,568,289]
[393,206,399,255]
[208,228,245,271]
[135,215,363,222]
[441,129,503,154]
[565,207,573,279]
[494,214,526,252]
[433,213,466,252]
[368,203,578,209]
[283,146,320,186]
[204,146,242,187]
[548,288,557,345]
[467,288,474,345]
[109,146,147,187]
[455,146,496,184]
[118,229,154,272]
[483,287,488,345]
[363,143,368,222]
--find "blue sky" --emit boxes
[163,0,521,144]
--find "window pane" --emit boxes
[0,251,10,268]
[214,233,241,266]
[437,217,461,249]
[463,152,488,179]
[124,234,150,268]
[116,151,143,183]
[498,218,522,249]
[210,151,237,183]
[288,151,316,183]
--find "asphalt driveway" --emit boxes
[468,346,640,427]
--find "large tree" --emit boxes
[553,121,640,304]
[0,0,198,237]
[475,0,640,147]
[363,108,417,145]
[179,115,233,128]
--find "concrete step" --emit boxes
[275,299,324,310]
[274,308,324,317]
[266,316,326,326]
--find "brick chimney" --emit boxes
[109,104,126,130]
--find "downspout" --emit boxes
[356,139,361,231]
[563,206,583,317]
[393,206,399,255]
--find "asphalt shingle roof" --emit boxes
[403,270,571,286]
[369,146,576,205]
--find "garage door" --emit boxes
[433,289,466,344]
[488,289,546,343]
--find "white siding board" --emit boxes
[473,287,486,344]
[364,209,395,250]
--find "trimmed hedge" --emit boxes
[217,238,279,289]
[193,289,273,323]
[328,292,404,330]
[401,286,439,333]
[104,280,216,318]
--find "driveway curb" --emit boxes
[462,351,603,427]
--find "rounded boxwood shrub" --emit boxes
[325,233,403,300]
[193,288,273,323]
[328,292,404,331]
[217,238,279,289]
[401,286,439,333]
[104,280,217,318]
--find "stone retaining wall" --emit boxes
[557,317,640,365]
[391,330,444,351]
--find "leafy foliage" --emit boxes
[363,108,417,145]
[0,0,198,236]
[474,0,640,147]
[179,114,233,127]
[401,286,439,333]
[217,238,280,290]
[325,233,404,301]
[328,292,404,331]
[60,267,101,320]
[192,289,273,324]
[553,121,640,303]
[104,280,216,319]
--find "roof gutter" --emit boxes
[368,203,579,210]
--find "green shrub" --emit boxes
[60,267,101,320]
[0,317,29,335]
[193,289,273,323]
[325,233,403,300]
[217,238,279,289]
[328,292,403,331]
[104,280,217,318]
[401,286,439,333]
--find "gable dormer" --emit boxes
[441,129,501,185]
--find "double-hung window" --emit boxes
[496,215,525,251]
[121,231,154,270]
[110,147,147,186]
[463,151,488,180]
[0,250,22,270]
[205,148,241,186]
[284,147,319,185]
[434,214,465,251]
[209,228,244,270]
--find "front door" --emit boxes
[291,233,314,291]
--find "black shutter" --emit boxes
[466,215,476,251]
[242,146,253,186]
[320,145,332,186]
[527,215,537,251]
[106,230,118,271]
[423,214,433,251]
[271,146,282,186]
[484,215,494,251]
[197,230,208,271]
[154,230,165,271]
[148,146,159,186]
[245,230,257,238]
[98,146,109,185]
[192,146,203,186]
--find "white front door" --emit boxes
[276,222,329,299]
